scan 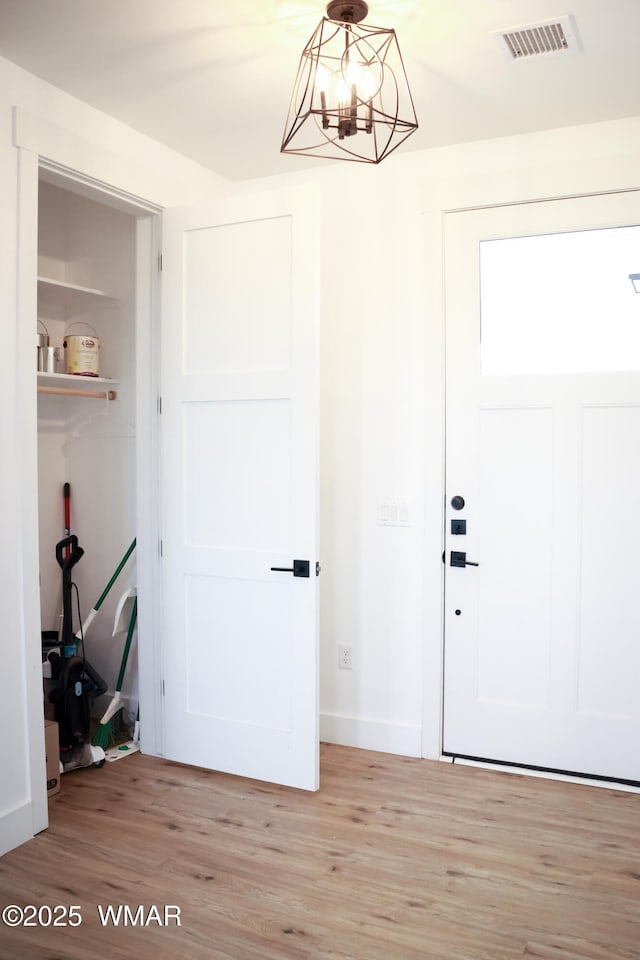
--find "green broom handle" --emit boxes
[116,596,137,691]
[95,538,136,611]
[75,538,136,641]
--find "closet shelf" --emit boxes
[37,276,118,310]
[37,372,118,401]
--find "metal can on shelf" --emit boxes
[37,320,50,369]
[37,345,57,372]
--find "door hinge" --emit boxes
[162,678,165,697]
[159,539,163,558]
[158,252,163,272]
[158,395,162,414]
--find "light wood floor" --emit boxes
[1,743,639,960]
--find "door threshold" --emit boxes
[440,754,640,793]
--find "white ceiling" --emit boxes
[0,0,639,181]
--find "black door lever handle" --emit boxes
[270,559,310,578]
[450,551,479,568]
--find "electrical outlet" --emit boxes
[338,644,353,670]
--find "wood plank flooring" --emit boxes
[0,743,639,960]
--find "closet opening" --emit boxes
[36,166,161,773]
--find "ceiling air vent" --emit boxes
[494,15,580,61]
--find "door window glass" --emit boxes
[480,224,640,374]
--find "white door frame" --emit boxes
[13,119,163,846]
[420,162,640,770]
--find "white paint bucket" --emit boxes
[64,324,100,377]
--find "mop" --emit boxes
[92,592,137,750]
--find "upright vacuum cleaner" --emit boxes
[47,534,108,771]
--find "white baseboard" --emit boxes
[0,801,36,858]
[320,712,422,757]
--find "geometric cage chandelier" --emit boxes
[280,1,418,164]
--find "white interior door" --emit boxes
[161,186,320,790]
[443,191,640,784]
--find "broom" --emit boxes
[75,538,136,644]
[92,596,137,749]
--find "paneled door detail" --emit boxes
[161,187,320,789]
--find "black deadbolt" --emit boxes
[451,495,465,511]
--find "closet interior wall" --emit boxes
[37,177,138,718]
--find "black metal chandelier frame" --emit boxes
[281,1,418,165]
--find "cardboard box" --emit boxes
[44,720,60,797]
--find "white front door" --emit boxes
[161,186,320,790]
[443,191,640,784]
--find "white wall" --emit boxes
[317,174,427,755]
[0,53,228,857]
[236,114,640,759]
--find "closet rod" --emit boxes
[38,386,117,401]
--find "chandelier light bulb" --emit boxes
[336,76,349,107]
[346,55,361,86]
[360,66,375,100]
